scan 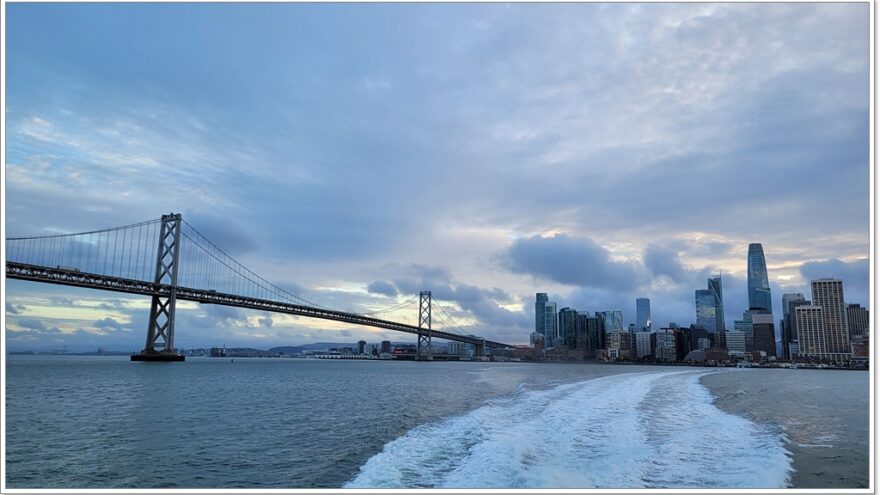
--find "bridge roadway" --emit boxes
[6,262,512,349]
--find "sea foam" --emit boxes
[345,369,792,489]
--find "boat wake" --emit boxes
[345,369,791,488]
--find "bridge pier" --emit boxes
[132,213,185,362]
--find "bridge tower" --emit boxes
[132,213,185,362]
[416,290,432,361]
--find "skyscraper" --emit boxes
[811,278,850,360]
[557,308,579,349]
[708,275,725,331]
[695,289,717,331]
[636,298,651,332]
[535,293,548,334]
[535,293,557,347]
[747,243,772,313]
[795,305,826,359]
[695,275,725,333]
[782,293,808,360]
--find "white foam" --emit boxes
[345,369,792,489]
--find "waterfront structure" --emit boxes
[558,308,579,349]
[782,293,808,360]
[847,303,869,337]
[597,310,624,332]
[747,243,772,313]
[811,278,850,360]
[357,340,366,355]
[381,340,391,354]
[795,305,826,359]
[636,298,651,332]
[751,313,776,357]
[535,293,558,347]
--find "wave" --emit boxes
[344,369,792,489]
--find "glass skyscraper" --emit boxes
[747,243,772,312]
[708,275,725,331]
[695,290,717,331]
[636,298,651,332]
[695,275,725,332]
[535,293,557,346]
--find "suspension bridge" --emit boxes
[5,214,513,361]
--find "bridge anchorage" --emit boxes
[5,212,514,362]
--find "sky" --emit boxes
[4,3,871,352]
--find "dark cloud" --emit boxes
[643,245,686,283]
[507,234,641,291]
[17,318,45,331]
[366,280,398,297]
[5,303,25,315]
[93,317,125,330]
[258,316,273,328]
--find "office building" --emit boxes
[847,304,869,337]
[635,331,653,359]
[747,243,772,313]
[655,328,678,362]
[605,330,632,360]
[357,340,366,355]
[726,331,747,357]
[558,308,579,349]
[447,342,465,355]
[596,310,624,332]
[381,340,392,353]
[811,278,850,359]
[636,298,652,332]
[734,318,753,352]
[782,293,808,360]
[708,275,725,331]
[695,275,725,334]
[535,293,558,347]
[795,305,826,359]
[751,313,776,357]
[695,289,717,332]
[578,314,605,353]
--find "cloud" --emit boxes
[507,234,642,291]
[799,258,869,303]
[643,245,686,283]
[258,316,273,328]
[93,317,125,330]
[2,3,868,349]
[366,280,399,297]
[5,303,25,315]
[17,318,46,331]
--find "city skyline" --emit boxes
[5,3,870,351]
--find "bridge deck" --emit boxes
[6,262,512,348]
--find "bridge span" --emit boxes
[5,214,512,361]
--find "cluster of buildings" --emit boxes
[528,243,870,366]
